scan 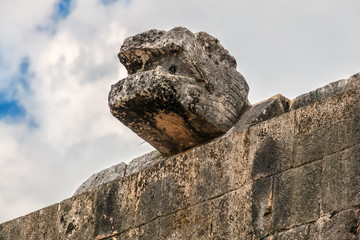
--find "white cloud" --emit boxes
[0,0,54,42]
[0,0,153,223]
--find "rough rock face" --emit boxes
[73,162,127,196]
[73,151,164,196]
[227,94,290,135]
[109,27,250,156]
[290,72,360,110]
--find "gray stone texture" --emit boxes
[125,150,164,177]
[309,208,360,240]
[272,161,321,231]
[227,94,290,135]
[73,162,127,196]
[290,72,360,110]
[293,74,360,167]
[321,144,360,215]
[109,27,250,156]
[73,150,164,196]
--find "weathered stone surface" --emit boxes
[125,150,164,177]
[227,94,289,135]
[73,162,127,196]
[56,192,97,239]
[290,72,360,110]
[321,144,360,215]
[73,151,164,196]
[2,74,360,239]
[346,72,360,89]
[251,177,273,238]
[309,208,360,240]
[248,110,295,179]
[293,81,360,167]
[109,27,250,156]
[272,161,321,231]
[290,79,347,110]
[265,208,360,240]
[263,224,311,240]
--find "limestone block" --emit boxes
[125,150,164,177]
[345,72,360,89]
[321,144,360,215]
[309,208,360,240]
[109,27,250,156]
[265,208,360,239]
[290,72,360,110]
[290,79,347,110]
[73,151,165,196]
[248,111,295,179]
[272,161,321,231]
[157,198,216,239]
[263,224,311,240]
[227,94,289,135]
[251,177,274,238]
[293,83,360,167]
[93,176,138,237]
[57,193,97,239]
[73,162,127,196]
[115,185,257,239]
[205,186,256,239]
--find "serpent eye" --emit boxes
[168,65,176,74]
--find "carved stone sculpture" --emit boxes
[109,27,250,156]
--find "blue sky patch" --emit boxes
[38,0,73,34]
[53,0,72,20]
[0,56,35,124]
[0,97,26,121]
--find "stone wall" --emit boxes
[1,84,360,239]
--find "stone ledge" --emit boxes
[290,72,360,110]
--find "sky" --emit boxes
[0,0,359,223]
